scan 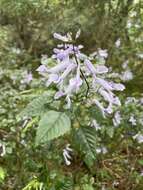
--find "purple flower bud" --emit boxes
[53,47,73,61]
[96,78,113,91]
[95,65,108,74]
[48,59,69,73]
[36,65,48,73]
[46,74,59,87]
[59,63,76,82]
[54,91,65,99]
[113,97,121,106]
[66,77,82,94]
[84,59,97,75]
[98,88,113,102]
[65,65,82,94]
[109,82,125,91]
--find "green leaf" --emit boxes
[19,91,54,118]
[0,167,6,183]
[36,111,71,145]
[74,126,97,168]
[57,177,73,190]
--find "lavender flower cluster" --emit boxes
[37,31,125,115]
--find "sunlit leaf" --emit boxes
[36,111,71,145]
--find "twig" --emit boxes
[73,45,90,97]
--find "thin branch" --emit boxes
[73,45,90,97]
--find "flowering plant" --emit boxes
[37,31,125,113]
[21,31,125,167]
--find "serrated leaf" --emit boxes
[36,111,71,145]
[19,91,54,118]
[57,177,73,190]
[74,126,97,167]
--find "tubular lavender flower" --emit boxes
[48,59,70,73]
[36,31,125,112]
[36,65,48,75]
